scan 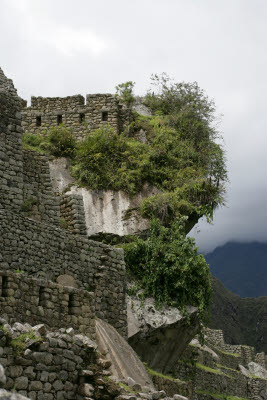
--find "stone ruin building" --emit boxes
[21,92,132,139]
[1,67,267,400]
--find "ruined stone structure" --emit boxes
[0,271,95,338]
[173,328,267,400]
[0,67,127,338]
[21,93,132,139]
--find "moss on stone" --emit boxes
[10,330,42,355]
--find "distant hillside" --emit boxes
[206,241,267,298]
[210,276,267,353]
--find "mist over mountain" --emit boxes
[206,241,267,298]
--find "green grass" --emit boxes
[119,383,138,394]
[212,346,240,358]
[216,364,240,373]
[145,365,184,383]
[196,363,223,375]
[22,132,50,154]
[196,390,248,400]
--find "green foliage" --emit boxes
[72,125,150,195]
[144,73,215,123]
[22,133,50,153]
[22,125,77,158]
[48,125,77,157]
[21,197,37,213]
[122,217,212,320]
[115,81,135,107]
[60,217,70,230]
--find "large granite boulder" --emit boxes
[127,295,199,374]
[248,362,267,379]
[96,318,154,390]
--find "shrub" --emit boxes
[48,125,77,157]
[122,217,212,320]
[72,125,150,195]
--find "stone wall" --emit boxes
[22,94,132,139]
[23,150,60,225]
[0,207,127,338]
[174,362,248,398]
[0,271,95,338]
[0,324,98,400]
[204,327,256,364]
[150,374,193,398]
[60,194,87,235]
[0,68,127,338]
[0,68,24,211]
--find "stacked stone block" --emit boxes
[0,207,127,337]
[60,194,87,235]
[0,324,97,399]
[0,67,128,338]
[0,271,95,338]
[0,67,24,211]
[23,150,60,225]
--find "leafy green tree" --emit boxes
[115,81,135,107]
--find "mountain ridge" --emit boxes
[206,241,267,298]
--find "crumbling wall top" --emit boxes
[30,94,86,111]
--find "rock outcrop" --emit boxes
[127,295,199,374]
[96,318,154,389]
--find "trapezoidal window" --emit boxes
[101,111,108,122]
[36,116,42,127]
[68,293,75,315]
[38,286,46,306]
[1,276,8,297]
[57,115,63,125]
[79,113,85,123]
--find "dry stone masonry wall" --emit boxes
[0,322,98,400]
[0,271,95,338]
[60,194,87,235]
[173,328,267,400]
[0,68,24,212]
[0,68,127,338]
[21,93,132,139]
[23,150,60,225]
[0,207,127,337]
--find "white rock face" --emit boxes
[248,362,267,379]
[67,186,156,236]
[49,158,159,237]
[49,158,75,193]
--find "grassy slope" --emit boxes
[210,276,267,353]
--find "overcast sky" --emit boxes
[1,0,267,252]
